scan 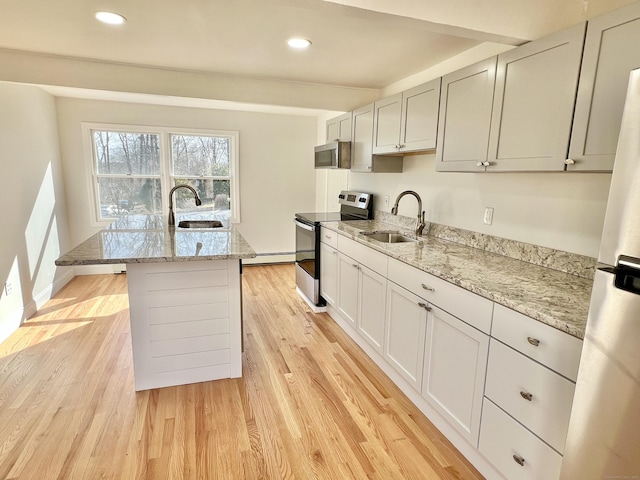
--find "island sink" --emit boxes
[178,220,224,229]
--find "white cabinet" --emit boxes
[320,241,338,306]
[485,340,576,454]
[337,252,359,327]
[486,23,586,171]
[384,281,428,390]
[373,79,441,155]
[422,305,489,446]
[357,265,387,354]
[436,57,497,172]
[351,103,402,173]
[326,112,352,143]
[479,304,583,480]
[568,2,640,171]
[479,399,563,480]
[334,234,389,352]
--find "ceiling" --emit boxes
[0,0,632,110]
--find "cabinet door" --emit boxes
[487,23,586,171]
[357,265,387,354]
[400,78,441,152]
[351,103,375,172]
[320,242,338,306]
[384,282,428,390]
[422,306,489,446]
[337,253,359,326]
[372,93,403,154]
[568,3,640,171]
[326,118,339,144]
[337,112,353,142]
[436,57,497,172]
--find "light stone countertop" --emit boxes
[321,219,593,339]
[55,214,256,266]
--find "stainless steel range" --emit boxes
[294,191,373,309]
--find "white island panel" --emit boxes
[127,259,242,391]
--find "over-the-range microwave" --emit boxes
[314,141,351,169]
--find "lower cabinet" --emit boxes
[384,281,428,390]
[422,305,489,446]
[479,399,563,480]
[337,253,359,326]
[356,265,387,354]
[321,230,583,480]
[319,242,338,306]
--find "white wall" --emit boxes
[0,82,73,343]
[55,97,318,260]
[347,154,610,258]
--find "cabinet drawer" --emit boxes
[320,227,339,249]
[492,304,583,381]
[338,235,388,275]
[479,399,563,480]
[485,339,575,453]
[387,258,493,333]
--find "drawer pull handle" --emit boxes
[417,302,432,312]
[527,336,540,347]
[421,283,435,292]
[325,235,332,239]
[513,454,525,466]
[520,391,533,401]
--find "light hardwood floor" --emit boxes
[0,264,484,480]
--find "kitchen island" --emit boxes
[55,214,256,391]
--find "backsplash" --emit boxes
[375,210,596,279]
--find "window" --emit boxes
[83,124,239,224]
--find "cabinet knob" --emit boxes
[513,454,525,467]
[421,283,435,292]
[331,250,337,255]
[482,161,491,167]
[564,158,576,165]
[417,302,432,312]
[476,162,484,168]
[352,263,359,268]
[520,391,533,401]
[527,336,540,347]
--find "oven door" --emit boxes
[294,218,321,305]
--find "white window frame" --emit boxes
[82,123,240,226]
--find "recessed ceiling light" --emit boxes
[95,11,127,25]
[287,38,311,49]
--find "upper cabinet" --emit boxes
[326,112,353,143]
[352,104,402,173]
[372,78,441,155]
[436,57,497,172]
[568,2,640,172]
[486,23,586,172]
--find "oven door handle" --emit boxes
[294,219,316,232]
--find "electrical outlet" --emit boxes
[384,195,389,207]
[483,207,494,225]
[4,281,13,296]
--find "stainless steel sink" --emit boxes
[177,220,223,229]
[361,231,420,243]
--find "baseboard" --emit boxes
[243,253,295,265]
[0,268,76,345]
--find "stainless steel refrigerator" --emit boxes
[561,68,640,479]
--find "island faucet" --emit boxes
[168,184,202,226]
[391,190,426,236]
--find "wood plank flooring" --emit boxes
[0,264,484,480]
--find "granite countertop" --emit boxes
[321,219,593,339]
[55,214,256,266]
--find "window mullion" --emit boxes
[160,132,173,217]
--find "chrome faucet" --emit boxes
[168,185,202,226]
[391,190,426,236]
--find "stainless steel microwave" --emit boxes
[314,141,351,169]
